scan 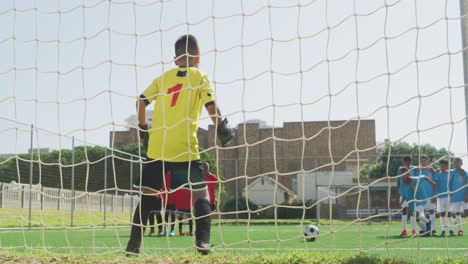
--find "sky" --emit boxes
[0,0,467,161]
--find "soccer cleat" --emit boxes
[124,239,141,256]
[419,230,430,237]
[431,230,436,236]
[159,231,166,237]
[149,231,155,237]
[412,230,417,236]
[457,230,464,236]
[440,231,446,237]
[169,230,175,237]
[187,231,193,236]
[449,230,456,236]
[179,231,186,236]
[399,229,407,237]
[196,241,214,255]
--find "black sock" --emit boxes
[129,195,156,242]
[189,219,193,233]
[148,212,154,228]
[156,214,163,232]
[194,198,211,243]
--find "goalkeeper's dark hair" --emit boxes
[175,34,200,58]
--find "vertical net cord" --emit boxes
[78,0,95,255]
[237,0,251,252]
[214,0,226,251]
[443,0,455,254]
[32,0,46,251]
[381,0,395,253]
[413,0,423,256]
[266,0,280,252]
[324,0,337,251]
[296,0,308,243]
[352,0,364,253]
[53,0,73,254]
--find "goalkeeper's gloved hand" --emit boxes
[217,118,234,147]
[138,123,149,150]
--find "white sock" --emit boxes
[456,215,463,231]
[447,215,454,231]
[410,216,417,231]
[440,216,446,231]
[419,214,429,224]
[401,214,407,230]
[430,213,436,230]
[418,220,426,231]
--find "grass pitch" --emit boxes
[0,209,467,263]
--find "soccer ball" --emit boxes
[304,224,319,242]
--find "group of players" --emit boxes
[146,162,218,237]
[398,155,468,237]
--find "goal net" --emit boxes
[0,0,467,260]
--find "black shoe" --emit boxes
[196,241,214,255]
[431,230,436,236]
[449,230,456,236]
[125,239,141,256]
[440,231,446,237]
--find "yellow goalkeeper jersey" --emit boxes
[141,67,215,162]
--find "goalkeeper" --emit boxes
[126,34,234,255]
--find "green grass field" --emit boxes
[0,209,467,263]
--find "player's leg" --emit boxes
[178,214,185,236]
[125,160,164,255]
[188,218,194,235]
[400,197,408,236]
[153,199,163,236]
[165,205,176,236]
[428,201,436,235]
[453,202,464,235]
[408,202,417,236]
[193,188,212,253]
[416,205,430,236]
[148,212,155,236]
[169,161,212,254]
[447,211,455,235]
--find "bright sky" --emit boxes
[0,0,467,160]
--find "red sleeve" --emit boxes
[164,172,171,191]
[206,173,218,182]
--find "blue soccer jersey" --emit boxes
[403,177,426,212]
[414,168,434,200]
[398,166,415,196]
[432,171,449,198]
[449,169,468,203]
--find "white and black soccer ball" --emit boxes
[304,224,319,242]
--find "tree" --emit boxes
[360,142,452,179]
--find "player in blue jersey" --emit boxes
[432,159,454,236]
[414,155,436,235]
[449,158,468,236]
[400,167,431,236]
[397,156,417,236]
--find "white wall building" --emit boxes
[242,176,297,205]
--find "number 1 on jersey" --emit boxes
[168,83,183,107]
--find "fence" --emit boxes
[0,181,139,214]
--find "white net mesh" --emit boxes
[0,0,467,260]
